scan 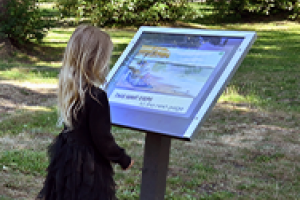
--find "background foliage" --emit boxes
[0,0,53,45]
[206,0,300,20]
[56,0,199,26]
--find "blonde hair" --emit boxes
[58,25,113,129]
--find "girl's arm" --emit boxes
[88,88,132,170]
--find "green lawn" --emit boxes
[0,5,299,199]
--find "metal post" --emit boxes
[139,132,171,200]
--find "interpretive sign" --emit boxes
[104,27,256,200]
[105,26,257,140]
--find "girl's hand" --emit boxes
[125,160,134,170]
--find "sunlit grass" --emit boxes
[35,61,61,68]
[111,38,133,44]
[43,28,74,44]
[0,67,58,83]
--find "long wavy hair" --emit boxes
[58,25,113,129]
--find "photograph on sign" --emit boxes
[110,45,224,114]
[105,27,256,140]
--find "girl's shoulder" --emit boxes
[91,86,106,97]
[90,85,106,97]
[87,86,108,106]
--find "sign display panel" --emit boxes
[105,27,256,140]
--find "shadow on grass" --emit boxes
[0,41,65,79]
[16,42,65,63]
[0,40,131,78]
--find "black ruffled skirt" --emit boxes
[37,131,117,200]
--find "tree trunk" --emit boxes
[0,0,9,28]
[0,0,14,59]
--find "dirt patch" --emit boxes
[194,103,300,157]
[0,132,54,153]
[0,171,44,200]
[0,80,57,121]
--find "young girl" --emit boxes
[37,25,134,200]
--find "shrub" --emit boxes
[56,0,199,26]
[0,0,53,45]
[206,0,300,20]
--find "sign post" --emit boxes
[139,133,171,200]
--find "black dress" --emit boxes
[37,86,131,200]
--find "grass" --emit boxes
[0,107,59,136]
[0,150,48,176]
[214,22,300,114]
[0,3,300,199]
[0,197,13,200]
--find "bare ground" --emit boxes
[0,80,57,122]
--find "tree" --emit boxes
[0,0,53,52]
[206,0,300,20]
